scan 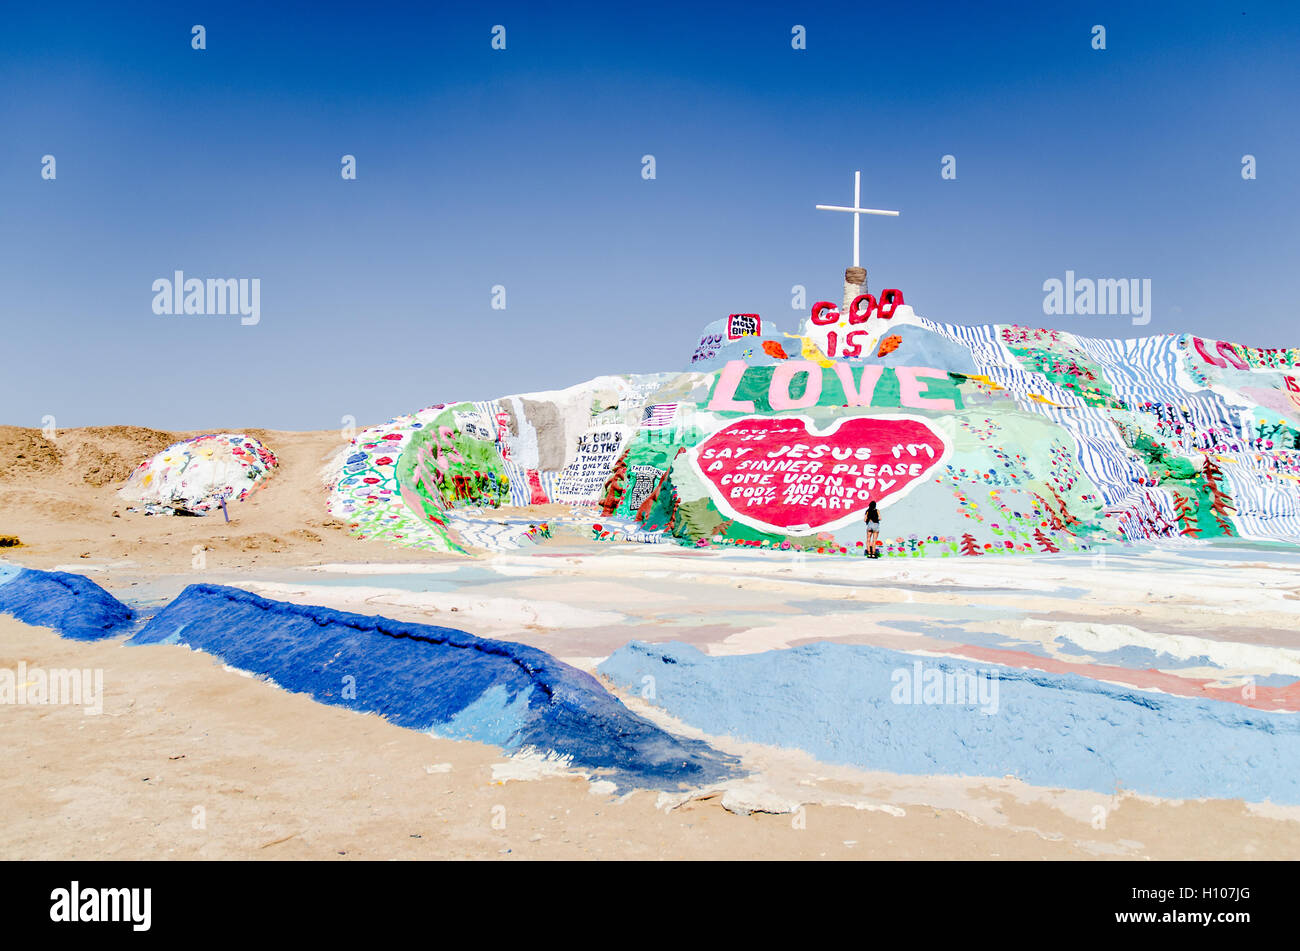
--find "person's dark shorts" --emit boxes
[865,521,880,532]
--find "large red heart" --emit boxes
[688,415,947,533]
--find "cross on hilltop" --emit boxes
[815,171,898,269]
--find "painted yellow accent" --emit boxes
[781,332,836,368]
[958,373,1005,391]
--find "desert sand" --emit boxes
[3,424,1300,859]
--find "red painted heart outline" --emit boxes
[687,414,949,534]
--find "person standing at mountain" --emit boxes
[863,500,881,558]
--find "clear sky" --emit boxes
[2,0,1297,430]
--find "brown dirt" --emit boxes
[0,427,63,480]
[0,426,448,573]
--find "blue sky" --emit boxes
[2,0,1297,429]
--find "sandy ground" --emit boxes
[3,425,1300,859]
[6,616,1298,860]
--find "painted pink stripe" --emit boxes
[948,645,1300,712]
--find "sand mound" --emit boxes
[0,427,63,480]
[0,425,178,487]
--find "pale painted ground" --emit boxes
[3,425,1300,859]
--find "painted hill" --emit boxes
[325,299,1300,557]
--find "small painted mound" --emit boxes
[130,584,738,790]
[0,563,135,641]
[119,433,277,515]
[599,640,1300,804]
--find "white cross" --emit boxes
[815,171,899,268]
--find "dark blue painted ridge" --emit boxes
[130,584,739,790]
[0,564,136,641]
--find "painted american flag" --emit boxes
[640,403,679,428]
